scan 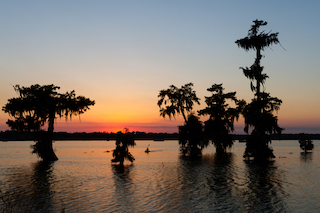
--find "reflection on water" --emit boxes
[178,153,240,211]
[1,140,320,212]
[300,152,313,162]
[243,161,288,212]
[111,165,137,212]
[204,153,241,212]
[112,164,134,177]
[0,161,64,212]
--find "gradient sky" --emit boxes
[1,1,320,134]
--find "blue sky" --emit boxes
[1,1,320,133]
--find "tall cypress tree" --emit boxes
[235,20,283,161]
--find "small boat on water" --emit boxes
[145,144,150,153]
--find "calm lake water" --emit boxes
[1,140,320,212]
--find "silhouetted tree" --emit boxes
[178,113,208,157]
[158,83,200,123]
[2,84,95,161]
[112,128,136,166]
[235,20,283,161]
[198,84,245,153]
[298,133,314,153]
[158,83,202,157]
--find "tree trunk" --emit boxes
[44,112,58,161]
[119,159,124,167]
[255,47,262,104]
[180,106,188,123]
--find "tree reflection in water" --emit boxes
[300,152,313,163]
[204,153,243,212]
[177,155,211,210]
[111,164,137,212]
[243,161,288,212]
[164,153,290,212]
[0,161,64,212]
[172,153,242,211]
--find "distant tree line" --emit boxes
[1,130,319,142]
[0,130,179,141]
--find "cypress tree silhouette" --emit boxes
[2,84,95,161]
[178,113,208,157]
[198,84,245,153]
[157,83,200,123]
[298,133,314,153]
[111,128,136,166]
[158,83,204,156]
[235,20,283,161]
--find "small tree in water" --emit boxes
[2,84,95,161]
[198,84,245,154]
[112,128,136,166]
[235,20,283,161]
[178,113,208,157]
[298,133,314,153]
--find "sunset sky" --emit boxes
[1,1,319,134]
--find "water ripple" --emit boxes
[2,140,320,212]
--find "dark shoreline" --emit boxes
[1,130,320,141]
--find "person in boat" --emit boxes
[145,144,150,153]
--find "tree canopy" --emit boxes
[235,20,279,52]
[235,19,280,100]
[158,83,200,123]
[3,84,94,132]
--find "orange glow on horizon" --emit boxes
[53,118,181,133]
[84,103,159,124]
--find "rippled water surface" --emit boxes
[1,140,320,212]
